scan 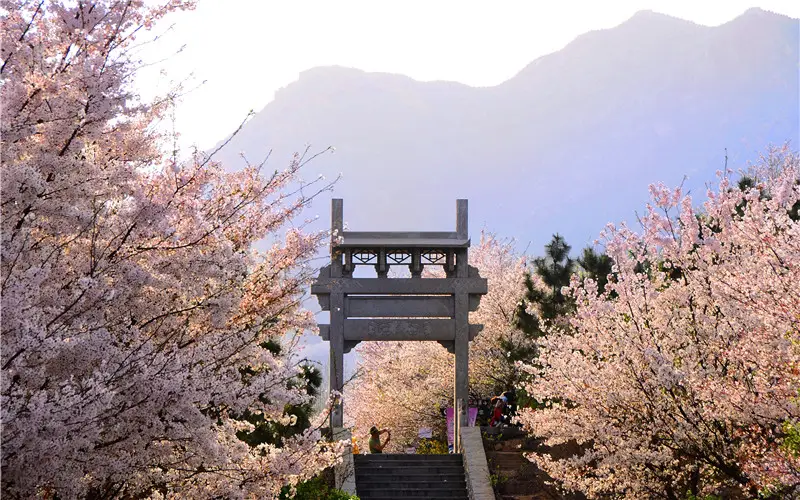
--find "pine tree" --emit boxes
[234,339,324,448]
[518,234,575,322]
[577,246,614,294]
[512,234,576,361]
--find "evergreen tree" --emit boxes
[512,234,576,360]
[234,339,324,448]
[577,246,614,294]
[502,233,578,411]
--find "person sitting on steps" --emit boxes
[369,426,391,453]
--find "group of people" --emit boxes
[488,388,517,427]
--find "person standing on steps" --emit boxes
[369,426,391,453]
[489,395,505,427]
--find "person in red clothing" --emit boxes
[488,393,507,427]
[489,405,503,427]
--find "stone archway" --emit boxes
[311,198,487,452]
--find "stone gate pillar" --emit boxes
[329,199,344,428]
[453,200,469,452]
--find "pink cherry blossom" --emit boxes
[1,2,341,497]
[518,147,800,498]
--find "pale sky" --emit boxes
[135,0,800,152]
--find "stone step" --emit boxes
[356,489,467,499]
[355,465,465,475]
[499,496,555,500]
[355,453,462,461]
[483,449,587,499]
[480,425,527,439]
[354,452,468,499]
[359,497,467,500]
[356,472,465,483]
[355,458,463,467]
[486,451,532,469]
[482,434,543,452]
[356,478,466,489]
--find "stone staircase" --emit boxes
[354,453,468,499]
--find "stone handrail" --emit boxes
[460,426,494,500]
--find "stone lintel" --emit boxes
[437,340,455,354]
[337,237,470,249]
[468,295,482,312]
[342,231,462,239]
[316,320,483,342]
[311,277,488,295]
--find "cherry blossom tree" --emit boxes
[1,1,342,498]
[467,233,535,395]
[345,233,530,449]
[346,340,451,452]
[518,148,800,498]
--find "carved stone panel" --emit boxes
[345,295,454,318]
[347,318,452,341]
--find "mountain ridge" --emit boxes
[258,7,795,104]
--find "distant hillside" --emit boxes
[213,8,797,254]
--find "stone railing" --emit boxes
[460,426,494,500]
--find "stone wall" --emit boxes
[461,426,494,500]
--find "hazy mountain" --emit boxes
[210,8,798,372]
[214,8,797,252]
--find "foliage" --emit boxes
[235,361,324,448]
[466,233,533,394]
[514,234,576,346]
[510,233,578,398]
[416,438,449,455]
[278,475,359,500]
[531,234,575,317]
[1,1,342,497]
[577,246,614,295]
[518,147,800,498]
[782,420,800,458]
[489,472,508,488]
